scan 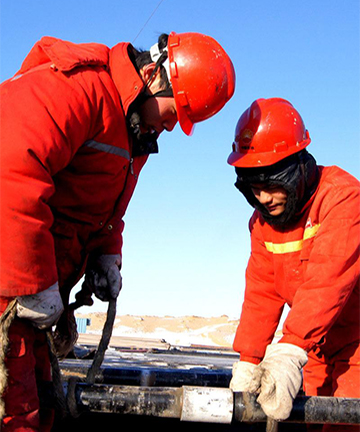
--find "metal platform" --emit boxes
[60,337,236,388]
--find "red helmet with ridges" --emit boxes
[227,98,311,167]
[168,32,235,136]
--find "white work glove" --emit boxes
[85,254,122,301]
[230,361,257,392]
[16,282,64,330]
[248,343,308,421]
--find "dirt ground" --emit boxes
[75,312,245,348]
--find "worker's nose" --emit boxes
[163,116,178,132]
[258,190,273,205]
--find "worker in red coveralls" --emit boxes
[0,32,235,431]
[228,98,359,431]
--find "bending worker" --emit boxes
[228,98,359,431]
[0,32,235,431]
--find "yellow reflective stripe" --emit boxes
[265,224,321,254]
[265,240,303,254]
[303,223,320,240]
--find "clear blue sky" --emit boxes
[1,0,359,317]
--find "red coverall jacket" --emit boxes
[0,37,149,304]
[233,166,360,367]
[0,38,154,431]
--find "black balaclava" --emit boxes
[235,150,319,227]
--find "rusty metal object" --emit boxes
[73,383,182,418]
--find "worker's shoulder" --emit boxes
[316,166,359,216]
[18,36,110,76]
[319,165,359,190]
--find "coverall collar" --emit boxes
[108,43,145,116]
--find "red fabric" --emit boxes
[304,343,360,432]
[0,38,151,430]
[0,37,148,298]
[1,318,53,432]
[303,342,360,398]
[233,166,360,397]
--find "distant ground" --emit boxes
[75,313,283,348]
[75,313,239,347]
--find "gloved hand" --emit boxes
[85,254,122,301]
[53,307,79,359]
[248,343,308,421]
[16,282,64,329]
[230,360,257,392]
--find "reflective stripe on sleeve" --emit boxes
[84,140,130,160]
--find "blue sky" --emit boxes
[1,0,359,318]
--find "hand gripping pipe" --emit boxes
[67,383,360,425]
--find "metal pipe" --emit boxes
[60,363,232,388]
[234,391,360,425]
[67,383,360,425]
[74,383,182,418]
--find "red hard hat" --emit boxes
[227,98,311,167]
[168,32,235,135]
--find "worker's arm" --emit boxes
[233,213,285,363]
[281,184,360,350]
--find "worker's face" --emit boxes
[138,96,178,135]
[138,64,178,135]
[250,183,288,216]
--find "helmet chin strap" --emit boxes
[125,42,173,155]
[145,42,173,98]
[150,42,171,82]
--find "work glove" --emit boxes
[53,307,79,359]
[16,282,64,329]
[230,360,257,392]
[84,254,122,301]
[247,343,308,421]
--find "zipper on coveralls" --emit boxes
[130,158,134,175]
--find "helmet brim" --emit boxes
[227,140,310,168]
[176,101,195,136]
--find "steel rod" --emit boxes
[233,391,360,425]
[65,383,360,425]
[75,383,182,418]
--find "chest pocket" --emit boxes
[300,237,315,261]
[300,224,320,261]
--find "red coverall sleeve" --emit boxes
[233,214,285,363]
[0,65,94,297]
[280,185,360,351]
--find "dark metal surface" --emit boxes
[60,345,234,387]
[61,382,360,425]
[234,392,360,425]
[57,344,360,427]
[76,383,182,417]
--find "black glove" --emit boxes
[85,254,122,301]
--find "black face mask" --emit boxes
[127,109,159,157]
[126,75,173,157]
[235,150,319,227]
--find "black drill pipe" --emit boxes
[60,363,232,388]
[74,383,182,418]
[65,383,360,425]
[234,391,360,425]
